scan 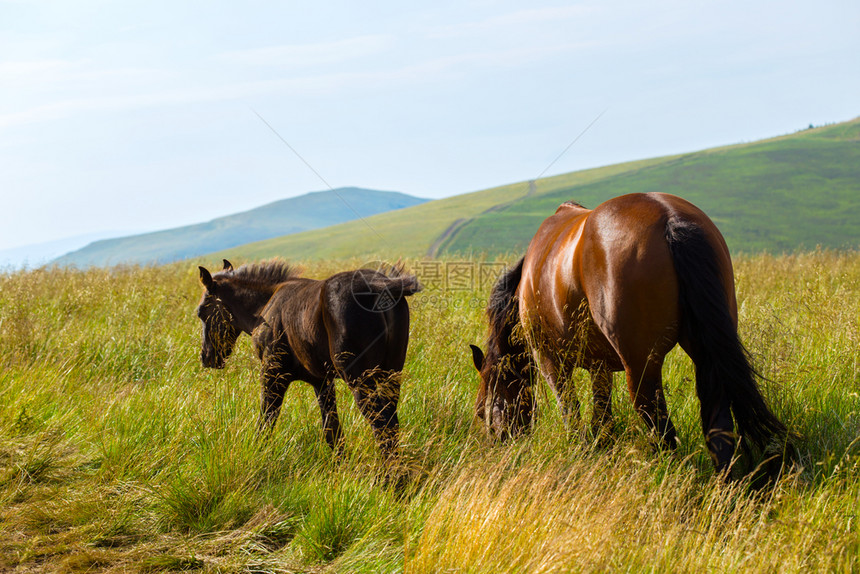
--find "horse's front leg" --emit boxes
[535,351,580,433]
[313,377,343,455]
[590,365,614,445]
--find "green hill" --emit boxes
[445,121,860,256]
[54,188,428,267]
[213,157,671,262]
[214,118,860,263]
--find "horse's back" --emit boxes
[616,193,737,321]
[521,193,730,372]
[519,200,624,368]
[581,194,684,367]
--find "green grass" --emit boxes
[1,251,859,572]
[216,118,860,263]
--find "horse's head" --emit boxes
[469,341,534,440]
[469,258,533,439]
[196,260,240,369]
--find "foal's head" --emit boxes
[469,259,533,439]
[196,260,240,369]
[196,258,300,369]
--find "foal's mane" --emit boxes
[216,259,301,289]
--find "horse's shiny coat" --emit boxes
[472,193,787,475]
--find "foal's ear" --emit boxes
[469,344,485,372]
[199,266,215,292]
[222,259,233,271]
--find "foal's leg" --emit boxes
[625,361,678,450]
[258,357,292,432]
[313,377,343,455]
[589,365,614,443]
[349,370,402,461]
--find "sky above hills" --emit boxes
[1,0,858,254]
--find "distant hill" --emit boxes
[212,117,860,263]
[54,188,428,267]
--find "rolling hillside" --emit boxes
[445,121,860,256]
[213,118,860,263]
[54,188,427,267]
[213,157,672,262]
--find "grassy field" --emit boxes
[1,251,858,572]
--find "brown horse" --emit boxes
[196,259,421,459]
[470,192,788,476]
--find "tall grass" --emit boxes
[0,251,858,572]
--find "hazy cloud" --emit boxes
[430,5,598,37]
[218,35,394,69]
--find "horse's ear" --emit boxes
[199,266,215,292]
[222,259,233,271]
[470,344,484,372]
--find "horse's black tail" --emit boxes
[665,217,788,470]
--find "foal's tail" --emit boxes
[665,217,788,467]
[364,262,423,297]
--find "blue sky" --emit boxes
[1,0,858,255]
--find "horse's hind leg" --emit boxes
[625,361,678,450]
[590,365,613,444]
[702,387,734,475]
[313,377,343,455]
[689,359,735,474]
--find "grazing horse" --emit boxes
[470,193,788,476]
[196,259,421,459]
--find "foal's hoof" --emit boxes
[589,423,615,449]
[388,471,410,495]
[377,456,412,495]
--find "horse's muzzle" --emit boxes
[485,395,531,441]
[201,351,226,369]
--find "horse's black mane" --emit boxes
[217,259,301,287]
[487,257,524,347]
